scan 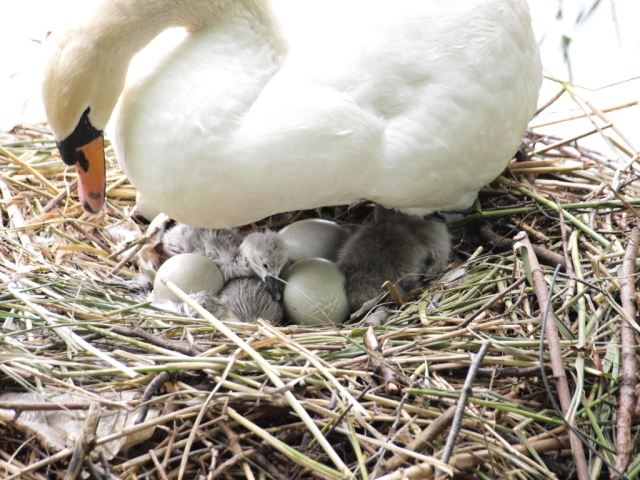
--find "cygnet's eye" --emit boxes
[263,263,268,269]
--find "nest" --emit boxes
[0,88,639,480]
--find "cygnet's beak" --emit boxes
[56,108,106,214]
[266,276,283,301]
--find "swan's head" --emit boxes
[42,24,129,214]
[240,231,288,301]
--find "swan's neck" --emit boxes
[97,0,286,56]
[46,0,286,138]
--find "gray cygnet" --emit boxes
[337,206,451,312]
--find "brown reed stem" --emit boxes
[615,226,640,478]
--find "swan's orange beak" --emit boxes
[56,108,106,213]
[76,136,106,214]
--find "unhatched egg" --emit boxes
[153,253,224,303]
[282,258,350,325]
[278,219,348,263]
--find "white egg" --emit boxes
[153,253,224,303]
[278,219,349,263]
[136,191,163,221]
[282,258,350,325]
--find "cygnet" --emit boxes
[210,277,283,323]
[155,277,283,323]
[337,206,452,311]
[162,224,288,300]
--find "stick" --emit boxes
[68,220,113,254]
[456,276,527,330]
[43,179,78,212]
[516,232,590,480]
[376,436,570,480]
[476,222,566,271]
[615,226,640,478]
[435,342,490,478]
[219,421,255,480]
[64,403,101,480]
[381,405,456,473]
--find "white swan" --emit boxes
[42,0,541,228]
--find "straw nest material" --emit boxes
[0,86,639,480]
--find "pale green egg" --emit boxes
[283,258,349,325]
[154,253,224,303]
[278,219,348,263]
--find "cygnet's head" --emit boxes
[240,230,288,301]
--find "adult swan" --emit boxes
[43,0,541,228]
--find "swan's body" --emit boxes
[43,0,541,227]
[337,207,452,311]
[161,223,288,299]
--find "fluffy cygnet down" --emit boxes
[161,223,288,300]
[156,277,283,323]
[337,206,452,312]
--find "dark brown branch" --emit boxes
[135,371,183,425]
[218,421,254,479]
[477,222,566,271]
[110,325,204,356]
[615,226,640,478]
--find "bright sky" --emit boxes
[1,0,638,155]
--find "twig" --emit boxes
[135,371,182,425]
[382,405,456,473]
[364,327,406,396]
[456,276,527,330]
[555,195,576,327]
[252,453,288,480]
[615,226,640,478]
[208,447,262,479]
[436,342,490,478]
[534,88,565,116]
[476,222,566,271]
[68,220,113,255]
[219,421,255,480]
[110,325,204,356]
[516,232,590,480]
[64,402,101,480]
[539,266,628,479]
[43,179,78,212]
